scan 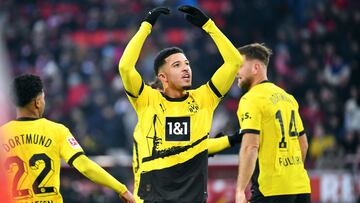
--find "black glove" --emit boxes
[144,7,170,26]
[178,5,209,27]
[214,130,242,146]
[228,129,242,146]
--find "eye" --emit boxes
[185,62,189,66]
[173,63,180,67]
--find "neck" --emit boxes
[249,75,268,90]
[164,88,187,98]
[16,108,41,119]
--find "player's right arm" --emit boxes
[71,155,135,203]
[118,7,169,97]
[236,96,261,203]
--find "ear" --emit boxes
[158,72,168,83]
[254,63,263,74]
[34,95,41,109]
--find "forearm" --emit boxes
[299,134,309,162]
[72,155,128,194]
[202,20,243,95]
[118,22,152,96]
[208,136,231,155]
[237,145,258,192]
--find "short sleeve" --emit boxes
[59,125,84,166]
[237,96,261,135]
[193,83,222,110]
[127,84,158,111]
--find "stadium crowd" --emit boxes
[1,0,359,202]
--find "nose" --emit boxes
[182,64,190,72]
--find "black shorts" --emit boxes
[250,193,311,203]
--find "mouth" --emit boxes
[182,74,190,79]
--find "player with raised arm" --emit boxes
[1,74,135,203]
[235,44,311,203]
[118,5,243,203]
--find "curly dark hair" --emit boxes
[154,47,184,75]
[13,74,43,107]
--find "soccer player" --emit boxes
[1,74,135,203]
[118,5,243,203]
[235,43,311,203]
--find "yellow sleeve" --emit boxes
[59,125,84,164]
[208,136,231,155]
[72,155,128,194]
[202,19,243,97]
[237,96,262,134]
[118,22,152,97]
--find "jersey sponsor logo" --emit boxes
[240,112,251,122]
[67,137,80,149]
[165,117,190,141]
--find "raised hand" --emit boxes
[178,5,209,27]
[144,7,170,26]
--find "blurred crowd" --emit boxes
[1,0,359,174]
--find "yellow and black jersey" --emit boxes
[130,82,221,202]
[1,118,84,203]
[118,18,242,202]
[237,81,311,197]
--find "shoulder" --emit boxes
[41,118,70,132]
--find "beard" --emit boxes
[239,77,251,92]
[183,85,192,90]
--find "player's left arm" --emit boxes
[298,133,309,162]
[71,155,130,196]
[292,96,308,163]
[204,19,243,96]
[178,5,243,97]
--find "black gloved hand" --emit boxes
[228,129,242,146]
[178,5,209,27]
[144,7,170,26]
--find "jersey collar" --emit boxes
[259,80,271,84]
[161,92,189,102]
[16,117,40,121]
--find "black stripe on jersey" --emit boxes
[142,134,208,162]
[134,138,140,173]
[299,130,305,136]
[208,80,222,98]
[125,89,136,98]
[240,129,260,135]
[16,117,40,121]
[124,81,145,98]
[139,81,145,95]
[139,150,208,202]
[161,92,189,102]
[68,152,84,167]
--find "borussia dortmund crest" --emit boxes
[188,100,199,113]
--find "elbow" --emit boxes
[302,142,309,152]
[243,144,259,154]
[226,52,244,70]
